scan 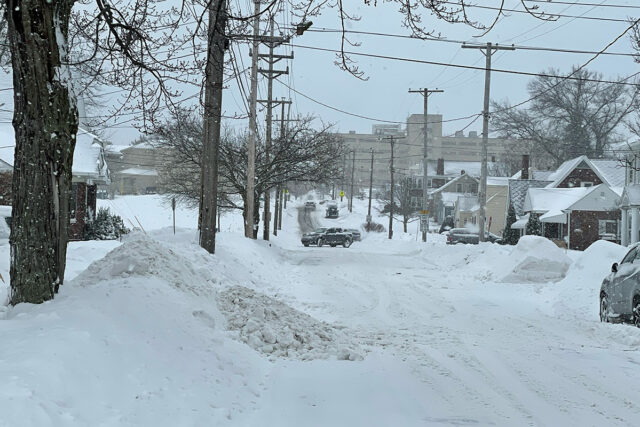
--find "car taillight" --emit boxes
[447,235,452,242]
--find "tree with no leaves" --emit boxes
[378,177,417,234]
[491,67,638,168]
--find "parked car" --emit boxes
[325,204,339,219]
[445,228,502,245]
[305,201,316,210]
[347,228,361,241]
[301,228,327,247]
[600,245,640,326]
[317,228,352,248]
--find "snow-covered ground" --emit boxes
[1,193,640,426]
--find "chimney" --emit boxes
[436,158,445,176]
[468,131,478,138]
[455,130,464,137]
[521,154,530,180]
[348,130,356,134]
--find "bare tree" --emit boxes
[153,110,345,235]
[492,67,638,168]
[378,177,417,233]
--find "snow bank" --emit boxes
[71,231,215,297]
[502,236,572,283]
[218,285,362,361]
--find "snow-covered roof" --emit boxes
[511,214,529,229]
[540,210,567,224]
[508,179,552,217]
[441,192,463,206]
[487,177,509,186]
[118,168,158,177]
[0,125,110,184]
[565,184,620,212]
[409,160,502,178]
[72,129,110,184]
[544,155,623,188]
[523,187,592,214]
[456,195,478,213]
[590,159,625,187]
[510,170,553,180]
[621,184,640,207]
[431,172,478,194]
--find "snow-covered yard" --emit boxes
[1,194,640,426]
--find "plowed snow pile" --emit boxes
[218,285,362,361]
[71,232,215,296]
[501,236,572,283]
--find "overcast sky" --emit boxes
[1,0,638,146]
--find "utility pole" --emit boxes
[462,42,515,242]
[367,148,374,226]
[389,137,395,240]
[349,151,356,213]
[257,19,293,241]
[245,0,260,239]
[199,0,228,253]
[340,154,346,201]
[273,101,286,236]
[409,87,443,243]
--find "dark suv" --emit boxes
[318,228,352,248]
[325,205,339,219]
[301,228,327,247]
[446,228,502,245]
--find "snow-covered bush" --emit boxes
[525,213,542,236]
[83,207,129,240]
[364,221,385,233]
[502,204,520,245]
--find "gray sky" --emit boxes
[1,1,638,146]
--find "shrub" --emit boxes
[525,213,542,236]
[502,204,520,245]
[364,221,385,233]
[84,207,129,240]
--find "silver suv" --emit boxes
[600,245,640,326]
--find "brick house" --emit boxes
[0,127,111,241]
[522,185,621,250]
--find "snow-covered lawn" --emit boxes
[1,193,640,426]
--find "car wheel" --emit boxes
[600,294,610,323]
[343,239,352,248]
[303,243,309,247]
[317,239,323,247]
[633,297,640,328]
[330,244,336,247]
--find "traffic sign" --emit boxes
[339,190,345,197]
[419,210,429,215]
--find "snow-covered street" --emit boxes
[2,194,640,426]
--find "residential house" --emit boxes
[107,139,165,195]
[429,172,479,223]
[0,127,111,241]
[522,185,621,250]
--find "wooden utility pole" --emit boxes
[462,42,515,242]
[389,137,395,239]
[257,20,293,241]
[200,0,228,254]
[245,0,260,239]
[367,148,374,226]
[349,151,356,213]
[340,154,346,201]
[273,102,287,236]
[409,87,443,243]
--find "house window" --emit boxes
[70,183,78,223]
[580,182,593,187]
[456,183,463,193]
[411,196,418,207]
[470,183,478,193]
[598,219,618,238]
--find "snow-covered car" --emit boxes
[317,228,352,248]
[446,228,502,245]
[600,245,640,326]
[305,201,316,210]
[325,205,339,219]
[301,228,327,247]
[347,228,361,241]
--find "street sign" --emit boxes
[366,215,372,223]
[419,213,429,233]
[339,190,345,197]
[419,210,429,215]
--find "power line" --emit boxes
[289,43,639,87]
[297,27,636,57]
[523,0,640,9]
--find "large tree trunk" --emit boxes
[6,0,77,304]
[199,0,227,254]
